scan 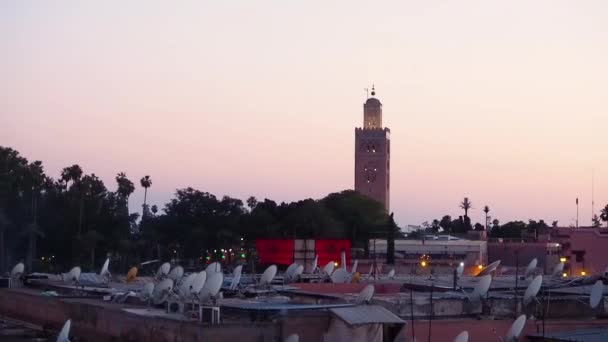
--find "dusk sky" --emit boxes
[2,1,607,228]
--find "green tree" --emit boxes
[439,215,452,233]
[592,214,601,228]
[140,175,152,217]
[386,213,399,265]
[600,205,608,228]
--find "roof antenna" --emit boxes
[371,84,376,97]
[592,168,595,225]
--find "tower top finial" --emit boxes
[371,84,376,97]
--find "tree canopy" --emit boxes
[0,146,395,273]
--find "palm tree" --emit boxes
[140,175,152,217]
[600,205,608,228]
[60,164,82,190]
[116,172,135,201]
[483,205,490,230]
[460,197,473,228]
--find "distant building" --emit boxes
[368,238,487,274]
[487,239,562,274]
[354,86,390,211]
[552,227,608,276]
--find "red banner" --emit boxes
[316,239,350,268]
[255,239,350,268]
[256,239,294,266]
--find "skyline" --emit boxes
[2,1,607,227]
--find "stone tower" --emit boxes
[355,87,390,211]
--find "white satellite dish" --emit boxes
[11,262,25,278]
[590,280,604,309]
[523,275,542,306]
[179,273,197,297]
[152,278,174,305]
[525,258,538,277]
[453,330,468,342]
[552,262,565,277]
[205,262,221,275]
[191,271,207,295]
[140,281,155,301]
[330,268,349,283]
[260,265,277,285]
[322,262,335,276]
[457,262,465,277]
[285,263,299,280]
[294,265,304,278]
[469,275,492,303]
[387,269,395,279]
[284,334,299,342]
[341,251,347,270]
[356,284,375,304]
[199,272,223,300]
[157,262,171,277]
[167,266,184,281]
[11,262,24,278]
[351,260,358,274]
[56,319,71,342]
[65,267,81,283]
[99,258,110,277]
[477,260,501,277]
[504,314,526,342]
[311,255,318,273]
[230,265,243,290]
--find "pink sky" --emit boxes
[1,1,607,228]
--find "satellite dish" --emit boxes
[260,265,277,285]
[552,262,565,277]
[11,262,24,278]
[457,262,464,277]
[341,251,347,270]
[294,265,304,278]
[157,262,171,277]
[523,275,542,306]
[152,278,174,305]
[179,273,197,297]
[205,262,221,275]
[167,266,184,281]
[99,258,110,277]
[525,258,538,277]
[469,275,492,303]
[387,269,395,279]
[453,331,468,342]
[65,267,81,283]
[311,255,318,273]
[477,260,501,277]
[284,334,299,342]
[356,284,375,304]
[230,265,243,290]
[56,319,71,342]
[140,282,155,301]
[351,260,358,274]
[590,280,604,309]
[504,314,526,342]
[191,271,207,295]
[330,268,349,283]
[126,267,138,283]
[285,263,299,280]
[322,262,335,276]
[199,272,223,300]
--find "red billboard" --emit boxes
[256,239,350,267]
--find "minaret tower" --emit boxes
[355,86,390,211]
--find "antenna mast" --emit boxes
[592,169,595,225]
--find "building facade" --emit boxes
[354,87,390,211]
